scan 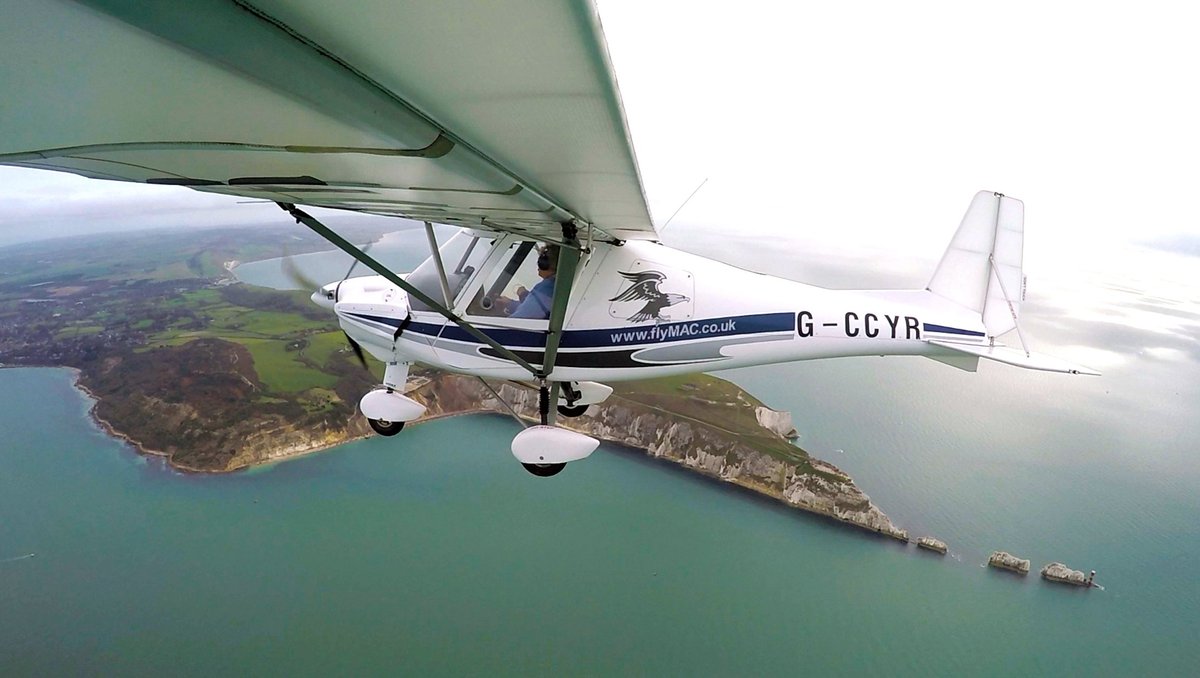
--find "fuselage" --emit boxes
[323,231,986,381]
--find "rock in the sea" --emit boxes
[917,537,948,555]
[754,406,799,440]
[1040,562,1092,586]
[988,551,1031,574]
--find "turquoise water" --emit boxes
[4,238,1198,675]
[1,365,1196,675]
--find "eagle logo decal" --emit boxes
[608,270,691,322]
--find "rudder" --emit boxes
[926,191,1024,339]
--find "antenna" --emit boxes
[660,177,708,232]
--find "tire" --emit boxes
[521,462,566,477]
[368,418,405,436]
[557,404,589,418]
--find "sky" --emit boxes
[2,1,1198,277]
[596,1,1200,267]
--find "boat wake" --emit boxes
[1,553,36,563]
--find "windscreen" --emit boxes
[406,231,493,312]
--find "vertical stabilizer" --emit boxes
[927,191,1024,339]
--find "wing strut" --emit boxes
[423,221,454,306]
[276,202,540,377]
[536,222,582,425]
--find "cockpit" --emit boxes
[405,230,567,325]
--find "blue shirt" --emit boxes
[510,276,555,319]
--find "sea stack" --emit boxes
[917,537,948,555]
[1040,562,1093,587]
[988,551,1031,574]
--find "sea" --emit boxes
[2,227,1197,676]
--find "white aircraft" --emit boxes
[0,1,1096,477]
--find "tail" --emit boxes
[927,191,1025,340]
[923,191,1099,376]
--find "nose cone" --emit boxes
[310,288,336,310]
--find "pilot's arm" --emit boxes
[509,277,555,318]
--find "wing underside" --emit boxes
[0,0,656,242]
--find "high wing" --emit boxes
[0,0,656,243]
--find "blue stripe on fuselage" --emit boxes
[343,312,796,349]
[922,323,986,337]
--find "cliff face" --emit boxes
[408,375,908,541]
[755,406,799,439]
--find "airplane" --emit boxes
[0,0,1097,477]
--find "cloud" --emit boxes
[0,166,398,247]
[1143,234,1200,258]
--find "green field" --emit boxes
[302,331,351,369]
[231,337,339,392]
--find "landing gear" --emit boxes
[521,462,566,477]
[556,403,589,418]
[368,418,405,436]
[360,363,425,437]
[556,381,611,417]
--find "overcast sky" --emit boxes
[598,1,1200,265]
[2,0,1198,278]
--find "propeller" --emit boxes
[332,240,371,303]
[280,245,374,372]
[281,246,321,291]
[343,332,369,371]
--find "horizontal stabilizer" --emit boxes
[929,340,1100,376]
[926,353,980,372]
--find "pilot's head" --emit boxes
[536,244,558,278]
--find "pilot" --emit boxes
[508,244,557,319]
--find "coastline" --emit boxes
[67,366,172,461]
[30,362,907,542]
[60,363,517,474]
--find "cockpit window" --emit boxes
[467,241,532,316]
[406,231,493,312]
[466,240,555,318]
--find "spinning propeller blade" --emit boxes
[343,332,369,371]
[333,241,372,302]
[280,247,320,291]
[282,243,373,372]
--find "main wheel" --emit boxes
[521,462,566,477]
[368,418,405,436]
[557,404,589,418]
